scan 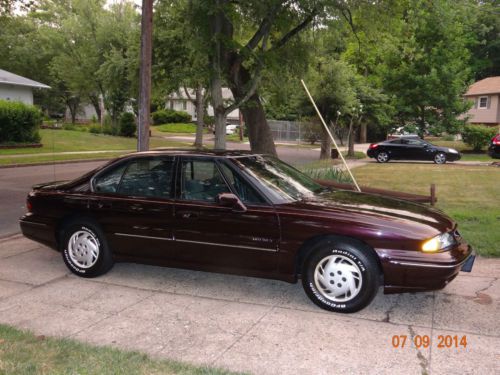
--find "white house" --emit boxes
[167,88,241,124]
[0,69,50,105]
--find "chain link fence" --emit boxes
[268,119,348,145]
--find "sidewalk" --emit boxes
[0,235,498,374]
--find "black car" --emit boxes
[367,137,461,164]
[488,134,500,159]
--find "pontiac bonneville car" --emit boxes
[20,151,475,313]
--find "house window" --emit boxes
[182,101,187,110]
[478,96,489,109]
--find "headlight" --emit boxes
[422,233,455,252]
[448,148,458,154]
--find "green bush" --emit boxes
[89,125,102,134]
[119,112,136,137]
[462,124,496,152]
[0,100,42,143]
[62,123,77,131]
[102,125,115,136]
[152,109,192,125]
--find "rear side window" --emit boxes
[117,158,174,198]
[180,159,230,202]
[218,162,265,204]
[94,163,128,193]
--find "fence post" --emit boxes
[430,184,436,206]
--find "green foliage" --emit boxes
[89,125,102,134]
[119,112,136,137]
[156,123,197,133]
[301,166,352,184]
[0,100,42,143]
[461,125,496,152]
[152,109,191,125]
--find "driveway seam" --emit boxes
[428,291,436,375]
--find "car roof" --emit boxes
[118,149,261,159]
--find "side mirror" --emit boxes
[217,193,247,212]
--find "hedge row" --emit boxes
[0,100,42,143]
[152,109,191,125]
[462,124,497,152]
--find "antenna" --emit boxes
[300,79,361,192]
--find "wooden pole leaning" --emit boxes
[300,79,361,192]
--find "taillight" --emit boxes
[26,199,32,212]
[369,143,379,149]
[493,135,500,145]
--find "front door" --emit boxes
[172,157,280,275]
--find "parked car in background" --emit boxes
[488,134,500,158]
[20,151,474,313]
[226,124,239,135]
[367,137,461,164]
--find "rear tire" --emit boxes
[376,151,389,163]
[301,238,380,313]
[61,219,114,278]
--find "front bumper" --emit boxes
[376,241,474,294]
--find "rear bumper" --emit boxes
[376,242,474,294]
[19,214,58,250]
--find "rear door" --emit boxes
[89,156,177,260]
[172,156,280,274]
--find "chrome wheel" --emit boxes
[67,230,99,269]
[434,153,446,164]
[314,254,363,303]
[376,152,389,163]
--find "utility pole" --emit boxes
[137,0,153,151]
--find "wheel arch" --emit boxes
[55,213,102,250]
[294,234,383,279]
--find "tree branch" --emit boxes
[340,7,361,54]
[224,66,262,115]
[183,85,195,103]
[270,9,317,51]
[244,2,282,51]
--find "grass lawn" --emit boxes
[0,324,240,375]
[0,130,192,165]
[352,163,500,257]
[154,123,198,133]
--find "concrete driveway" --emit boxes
[0,235,498,375]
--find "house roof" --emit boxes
[0,69,51,89]
[464,76,500,96]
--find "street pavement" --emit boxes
[0,235,498,374]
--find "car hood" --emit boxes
[434,145,460,154]
[278,189,455,240]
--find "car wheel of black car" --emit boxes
[376,151,389,163]
[434,152,447,164]
[302,238,380,313]
[61,220,114,278]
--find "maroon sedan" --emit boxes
[20,151,475,312]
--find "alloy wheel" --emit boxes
[377,152,389,163]
[434,153,446,164]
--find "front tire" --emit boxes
[434,152,447,164]
[61,220,114,278]
[376,151,389,163]
[302,238,380,313]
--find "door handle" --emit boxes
[130,204,144,212]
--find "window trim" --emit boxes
[478,96,489,109]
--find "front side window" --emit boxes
[231,156,323,204]
[117,158,174,198]
[180,159,230,202]
[218,162,265,204]
[479,96,488,109]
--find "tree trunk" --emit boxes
[88,93,102,123]
[347,117,356,158]
[360,122,367,143]
[211,74,227,150]
[238,95,276,155]
[194,85,204,149]
[320,126,332,159]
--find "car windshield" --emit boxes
[230,155,324,203]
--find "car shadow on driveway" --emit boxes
[1,236,499,375]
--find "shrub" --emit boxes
[0,100,42,143]
[102,125,115,136]
[462,124,496,152]
[89,125,102,134]
[62,123,77,131]
[152,109,192,125]
[119,112,136,137]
